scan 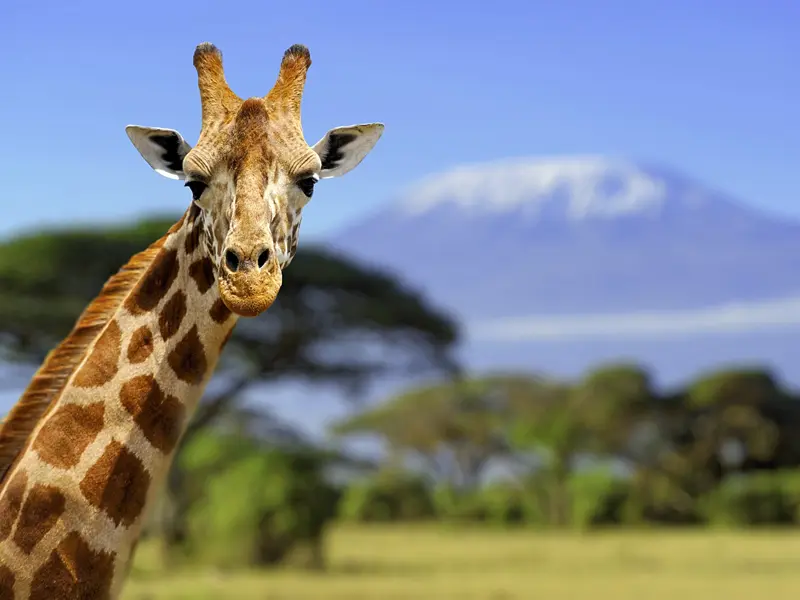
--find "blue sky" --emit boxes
[1,0,798,240]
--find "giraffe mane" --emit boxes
[0,222,178,485]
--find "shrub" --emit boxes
[433,483,544,526]
[432,485,488,523]
[568,468,629,529]
[184,437,339,569]
[700,471,800,527]
[339,471,435,522]
[480,484,542,526]
[620,472,704,526]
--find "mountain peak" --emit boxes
[396,155,714,221]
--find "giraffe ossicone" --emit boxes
[0,42,382,600]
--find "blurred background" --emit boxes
[2,1,800,598]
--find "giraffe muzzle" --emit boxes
[217,254,283,317]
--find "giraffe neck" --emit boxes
[0,203,239,600]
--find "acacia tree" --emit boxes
[331,374,547,491]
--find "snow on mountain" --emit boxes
[399,156,671,219]
[390,155,763,226]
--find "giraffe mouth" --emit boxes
[218,269,282,317]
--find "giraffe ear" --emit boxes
[125,125,193,180]
[311,123,384,179]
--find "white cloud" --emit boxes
[469,295,800,342]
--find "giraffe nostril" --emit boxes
[225,249,241,273]
[257,248,270,269]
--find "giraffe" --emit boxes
[0,42,383,600]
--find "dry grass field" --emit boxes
[123,524,800,599]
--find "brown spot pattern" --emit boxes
[127,325,154,364]
[79,441,150,528]
[184,222,202,255]
[0,470,27,542]
[0,565,14,599]
[158,290,187,341]
[209,298,231,324]
[29,531,114,600]
[13,484,66,554]
[124,247,180,315]
[168,326,208,385]
[189,257,215,294]
[33,403,105,470]
[72,320,122,388]
[188,201,202,223]
[120,376,186,454]
[288,221,301,259]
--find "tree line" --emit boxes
[331,365,800,528]
[0,216,798,572]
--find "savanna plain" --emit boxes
[123,524,800,600]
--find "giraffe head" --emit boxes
[125,43,383,317]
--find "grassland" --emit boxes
[123,524,800,599]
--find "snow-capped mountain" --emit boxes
[325,156,800,385]
[399,156,669,219]
[389,156,768,225]
[330,156,799,318]
[398,157,704,220]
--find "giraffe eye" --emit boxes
[296,177,317,198]
[184,180,208,200]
